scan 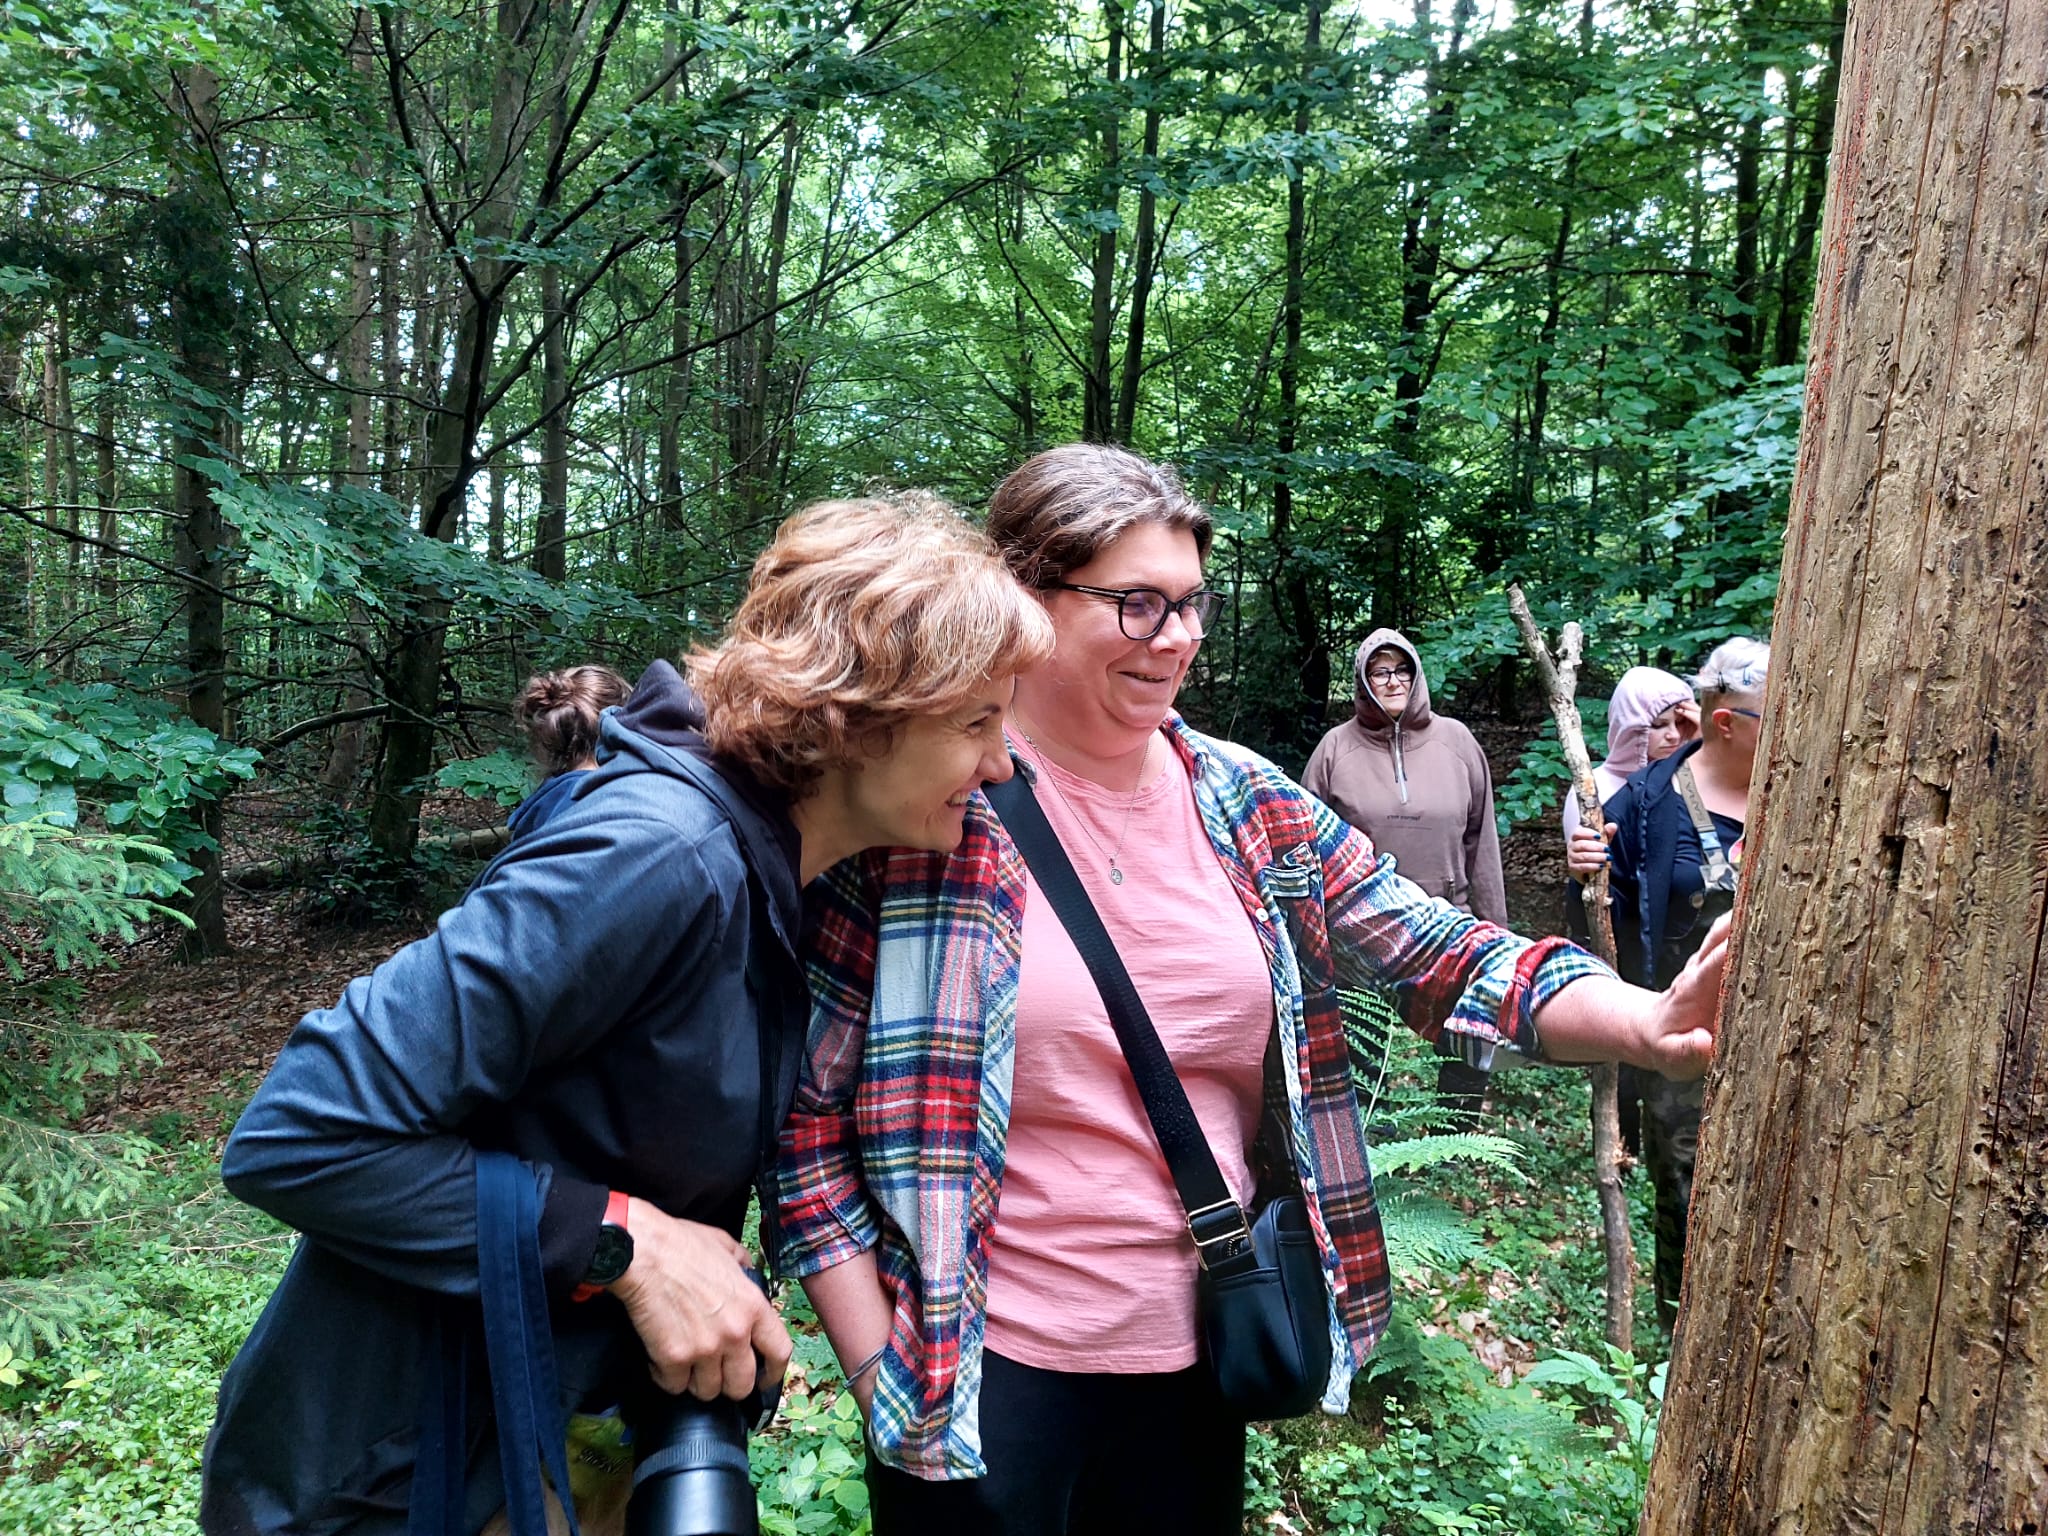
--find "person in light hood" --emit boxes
[1303,628,1507,927]
[1303,630,1509,1125]
[1561,666,1698,838]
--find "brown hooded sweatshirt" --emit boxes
[1301,628,1509,925]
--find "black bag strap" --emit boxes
[984,763,1256,1273]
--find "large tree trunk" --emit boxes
[1641,2,2048,1528]
[167,60,234,960]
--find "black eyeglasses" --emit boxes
[1051,583,1224,641]
[1365,667,1415,687]
[1722,707,1762,720]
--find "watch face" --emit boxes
[588,1222,634,1287]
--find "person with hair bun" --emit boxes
[506,664,631,838]
[202,494,1054,1536]
[778,444,1732,1534]
[1566,635,1768,1327]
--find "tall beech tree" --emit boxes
[1643,0,2048,1525]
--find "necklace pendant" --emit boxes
[1109,865,1124,885]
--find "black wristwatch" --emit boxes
[574,1189,634,1300]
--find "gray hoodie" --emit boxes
[1301,628,1508,925]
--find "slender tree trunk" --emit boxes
[44,299,81,671]
[51,297,80,601]
[93,388,117,608]
[378,217,403,503]
[321,8,384,805]
[1007,159,1038,454]
[1114,0,1166,445]
[534,69,572,582]
[366,0,540,860]
[1268,0,1328,752]
[1507,587,1633,1357]
[535,259,569,580]
[1772,0,1847,369]
[1643,3,2048,1526]
[1729,13,1768,381]
[656,22,694,536]
[1376,0,1472,630]
[1083,0,1124,444]
[166,59,234,958]
[726,126,797,529]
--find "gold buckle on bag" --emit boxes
[1187,1199,1253,1270]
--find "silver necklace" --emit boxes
[1015,720,1149,885]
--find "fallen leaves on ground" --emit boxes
[76,891,427,1141]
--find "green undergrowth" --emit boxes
[3,1031,1674,1535]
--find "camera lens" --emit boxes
[624,1392,758,1536]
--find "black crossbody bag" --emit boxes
[985,766,1332,1421]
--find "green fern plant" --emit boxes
[1342,988,1525,1281]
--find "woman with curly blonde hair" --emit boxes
[204,493,1052,1536]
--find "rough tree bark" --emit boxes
[1507,584,1633,1358]
[1641,2,2048,1529]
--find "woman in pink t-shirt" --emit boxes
[777,445,1732,1535]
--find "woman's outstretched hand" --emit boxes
[1637,912,1732,1078]
[610,1200,793,1400]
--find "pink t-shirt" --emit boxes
[982,737,1275,1372]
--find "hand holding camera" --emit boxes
[608,1199,792,1401]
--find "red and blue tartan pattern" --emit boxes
[774,717,1608,1479]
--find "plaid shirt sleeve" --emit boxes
[773,855,885,1277]
[1307,791,1611,1066]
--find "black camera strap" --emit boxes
[984,763,1258,1276]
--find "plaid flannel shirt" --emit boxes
[773,717,1608,1480]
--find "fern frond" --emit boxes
[1379,1191,1488,1277]
[1467,1400,1602,1457]
[1368,1131,1525,1178]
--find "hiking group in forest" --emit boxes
[201,444,1753,1536]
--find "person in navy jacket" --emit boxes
[200,494,1054,1536]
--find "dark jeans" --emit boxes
[1434,1056,1489,1132]
[1642,1071,1705,1331]
[865,1350,1246,1536]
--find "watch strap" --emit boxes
[570,1189,632,1303]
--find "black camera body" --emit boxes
[622,1268,778,1536]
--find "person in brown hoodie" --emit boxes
[1302,629,1508,1123]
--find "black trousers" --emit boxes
[1434,1056,1488,1132]
[865,1350,1246,1536]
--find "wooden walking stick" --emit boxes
[1505,583,1635,1357]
